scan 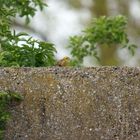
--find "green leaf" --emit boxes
[68,15,137,65]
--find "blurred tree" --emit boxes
[91,0,119,65]
[68,15,137,66]
[67,0,82,8]
[65,0,140,66]
[3,0,140,65]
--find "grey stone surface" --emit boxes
[0,67,140,140]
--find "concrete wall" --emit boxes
[0,67,140,140]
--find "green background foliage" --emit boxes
[68,16,137,66]
[0,0,56,67]
[0,0,137,67]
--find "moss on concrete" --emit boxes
[0,91,23,139]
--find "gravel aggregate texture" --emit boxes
[0,67,140,140]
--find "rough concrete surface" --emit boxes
[0,67,140,140]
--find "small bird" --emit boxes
[56,56,71,66]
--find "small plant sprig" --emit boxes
[68,15,137,66]
[0,91,23,139]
